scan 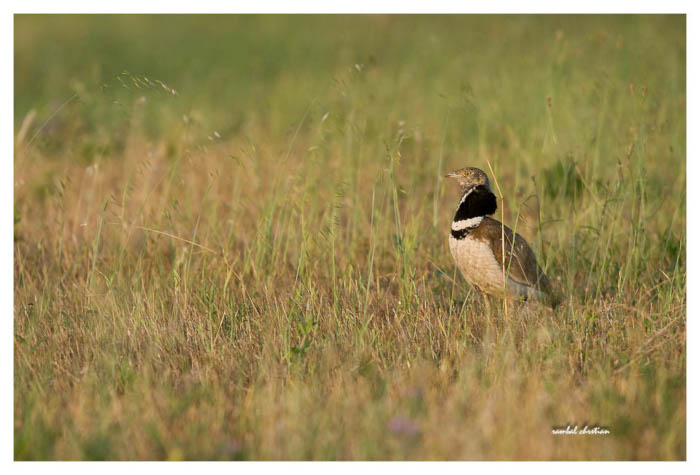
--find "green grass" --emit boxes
[14,14,685,460]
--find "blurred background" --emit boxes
[15,15,685,162]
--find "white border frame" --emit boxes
[4,3,695,472]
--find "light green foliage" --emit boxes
[14,15,685,460]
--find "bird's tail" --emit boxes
[536,272,564,310]
[546,290,565,310]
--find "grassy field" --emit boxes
[13,15,686,460]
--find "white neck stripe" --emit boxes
[451,216,483,231]
[458,187,474,206]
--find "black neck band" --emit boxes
[453,185,497,223]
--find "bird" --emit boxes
[445,166,561,309]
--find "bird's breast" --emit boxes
[449,233,508,296]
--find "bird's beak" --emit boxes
[445,172,460,178]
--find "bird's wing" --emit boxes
[476,217,552,293]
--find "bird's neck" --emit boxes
[451,185,498,239]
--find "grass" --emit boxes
[14,14,685,460]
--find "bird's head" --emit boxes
[445,167,490,192]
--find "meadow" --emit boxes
[13,15,686,460]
